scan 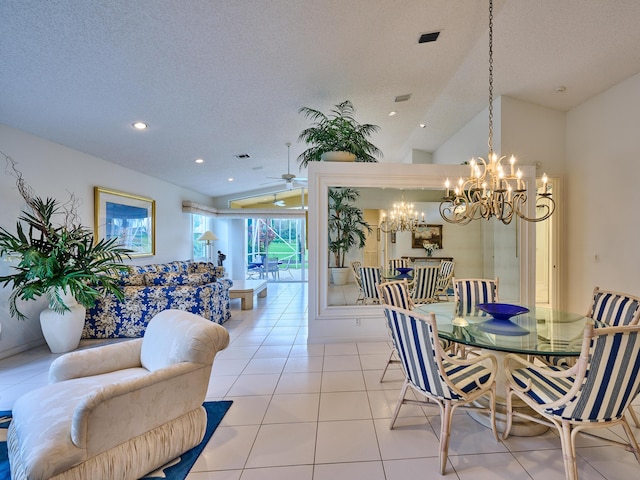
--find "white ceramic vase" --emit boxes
[40,289,86,353]
[330,267,350,286]
[321,151,356,162]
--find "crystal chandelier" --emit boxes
[439,0,555,226]
[380,194,425,233]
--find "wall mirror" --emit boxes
[307,162,536,342]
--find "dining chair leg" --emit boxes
[559,421,578,480]
[628,406,640,428]
[439,401,453,475]
[502,388,514,440]
[389,380,409,430]
[620,418,640,464]
[379,349,399,382]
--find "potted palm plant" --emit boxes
[297,100,382,167]
[0,156,132,352]
[328,187,371,285]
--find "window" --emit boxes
[192,214,207,260]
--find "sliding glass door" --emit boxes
[246,217,307,282]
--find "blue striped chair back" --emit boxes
[359,266,382,303]
[411,266,440,304]
[547,323,640,421]
[588,287,640,326]
[453,278,499,316]
[389,258,408,273]
[378,281,413,309]
[383,306,459,400]
[350,261,363,284]
[437,261,455,289]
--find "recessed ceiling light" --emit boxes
[419,123,427,128]
[227,178,234,182]
[554,86,567,94]
[388,111,397,116]
[195,158,204,164]
[132,122,148,130]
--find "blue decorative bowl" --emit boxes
[395,267,413,279]
[474,303,530,336]
[476,303,529,320]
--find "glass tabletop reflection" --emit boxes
[414,302,588,357]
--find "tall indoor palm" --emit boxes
[328,187,371,268]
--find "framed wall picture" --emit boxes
[411,224,443,249]
[94,187,156,257]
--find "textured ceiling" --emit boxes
[2,0,640,201]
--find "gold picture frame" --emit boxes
[94,187,156,257]
[411,224,443,249]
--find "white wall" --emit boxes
[0,124,214,358]
[565,71,640,311]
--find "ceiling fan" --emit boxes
[264,142,306,190]
[258,194,286,207]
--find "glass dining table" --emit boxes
[414,301,590,436]
[415,302,588,358]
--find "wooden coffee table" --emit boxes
[229,279,268,310]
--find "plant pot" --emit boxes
[39,289,86,353]
[330,267,350,286]
[321,151,356,162]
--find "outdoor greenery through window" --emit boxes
[247,218,307,282]
[192,214,207,260]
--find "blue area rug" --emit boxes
[0,400,232,480]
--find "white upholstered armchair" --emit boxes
[8,309,230,480]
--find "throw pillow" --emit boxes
[187,272,215,285]
[143,272,190,286]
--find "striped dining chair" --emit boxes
[537,286,640,425]
[588,286,640,326]
[453,277,499,316]
[350,261,364,304]
[588,286,640,426]
[382,305,499,475]
[504,321,640,480]
[434,260,455,301]
[453,277,499,357]
[410,265,440,305]
[377,280,413,382]
[359,266,382,305]
[388,258,408,273]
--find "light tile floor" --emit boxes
[1,283,639,479]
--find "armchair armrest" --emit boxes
[442,351,498,397]
[49,339,143,383]
[71,361,208,455]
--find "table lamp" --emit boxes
[197,231,218,262]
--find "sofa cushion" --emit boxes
[116,271,145,286]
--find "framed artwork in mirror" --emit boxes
[94,187,156,257]
[411,224,442,249]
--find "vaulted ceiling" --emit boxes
[2,0,640,202]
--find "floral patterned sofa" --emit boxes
[83,261,232,338]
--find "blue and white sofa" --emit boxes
[83,261,232,338]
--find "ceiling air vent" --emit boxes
[234,153,251,159]
[418,31,440,44]
[395,94,411,103]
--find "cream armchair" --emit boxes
[8,309,230,480]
